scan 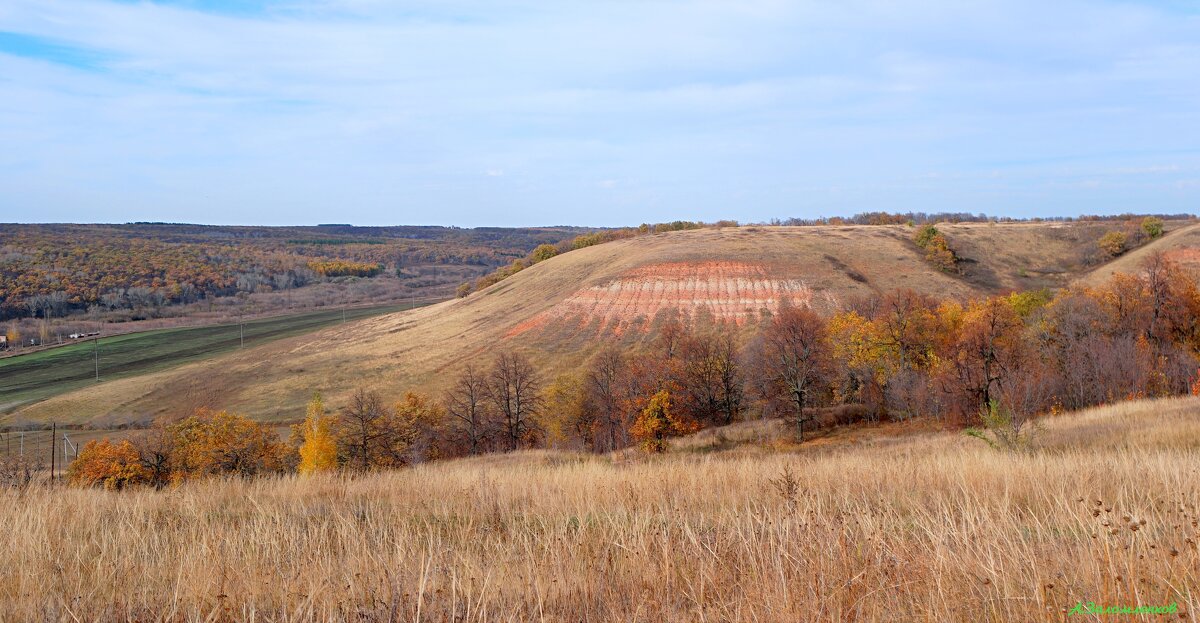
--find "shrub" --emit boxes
[965,400,1039,452]
[1098,231,1128,257]
[571,233,606,250]
[913,224,940,249]
[1006,289,1052,318]
[923,234,959,273]
[530,244,558,263]
[1142,216,1164,239]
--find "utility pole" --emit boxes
[342,307,346,324]
[240,321,245,349]
[62,433,75,468]
[94,336,99,381]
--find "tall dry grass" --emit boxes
[2,398,1199,622]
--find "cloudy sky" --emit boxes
[1,0,1198,226]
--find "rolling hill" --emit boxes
[5,220,1196,427]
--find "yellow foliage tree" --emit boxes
[530,244,559,263]
[394,391,444,463]
[541,373,584,450]
[298,393,338,474]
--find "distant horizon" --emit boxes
[2,210,1197,230]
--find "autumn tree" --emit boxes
[129,421,175,489]
[530,244,559,263]
[913,224,940,248]
[542,373,585,449]
[582,348,629,452]
[748,304,833,441]
[913,225,958,272]
[1142,216,1164,239]
[336,388,393,471]
[486,351,543,451]
[1098,231,1128,257]
[1041,289,1143,408]
[877,290,941,371]
[394,392,444,463]
[825,310,886,417]
[676,328,744,425]
[654,310,687,361]
[713,331,746,424]
[940,297,1028,417]
[169,409,289,480]
[443,365,490,454]
[68,439,150,490]
[630,390,697,452]
[298,393,338,474]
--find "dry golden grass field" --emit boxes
[10,220,1197,428]
[3,397,1198,622]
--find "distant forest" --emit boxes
[0,223,590,322]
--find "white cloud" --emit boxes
[0,0,1197,225]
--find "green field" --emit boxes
[0,304,414,414]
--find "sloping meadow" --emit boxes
[2,397,1198,621]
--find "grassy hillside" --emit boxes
[2,396,1197,621]
[5,220,1194,426]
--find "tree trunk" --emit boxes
[794,389,805,442]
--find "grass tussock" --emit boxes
[3,397,1200,622]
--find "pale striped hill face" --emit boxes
[8,220,1196,426]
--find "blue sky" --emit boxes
[0,0,1197,227]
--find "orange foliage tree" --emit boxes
[68,439,150,490]
[169,409,290,481]
[630,390,698,453]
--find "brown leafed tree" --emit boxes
[443,365,491,455]
[583,347,628,453]
[749,304,833,441]
[129,421,176,489]
[337,388,392,471]
[486,351,543,451]
[676,328,744,426]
